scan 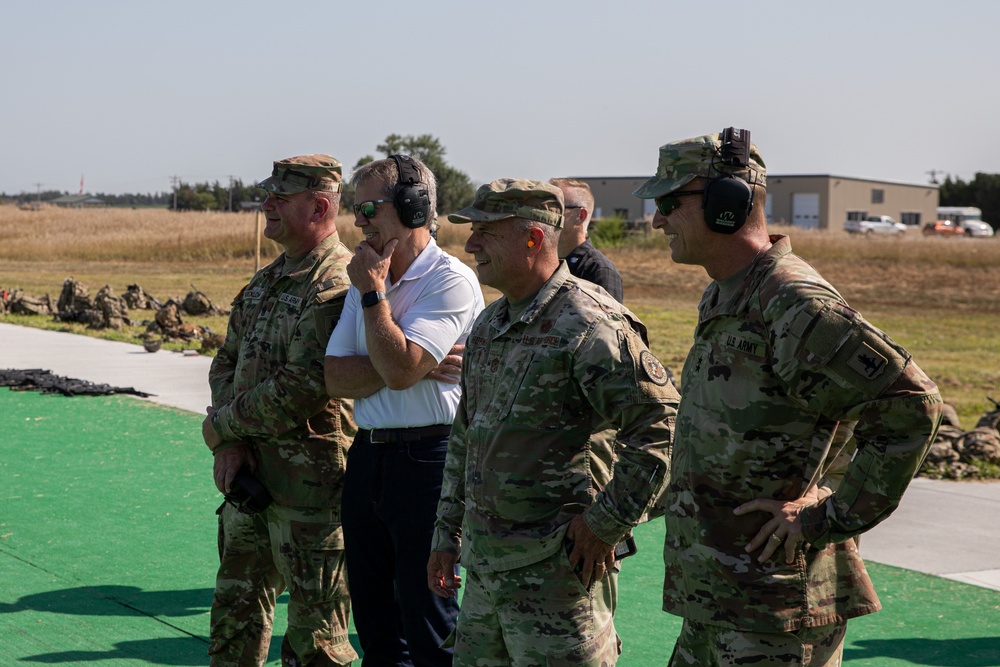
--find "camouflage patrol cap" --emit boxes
[257,154,344,194]
[448,178,564,228]
[633,131,766,200]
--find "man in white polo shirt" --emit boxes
[324,154,484,667]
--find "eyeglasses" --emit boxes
[655,189,705,216]
[353,199,394,219]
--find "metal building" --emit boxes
[765,175,938,230]
[575,174,939,231]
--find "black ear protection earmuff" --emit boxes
[702,127,755,234]
[389,154,432,229]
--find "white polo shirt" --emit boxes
[325,238,484,430]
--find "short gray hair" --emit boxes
[351,156,438,216]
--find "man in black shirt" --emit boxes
[550,178,624,303]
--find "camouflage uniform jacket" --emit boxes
[664,234,942,632]
[432,262,679,573]
[209,233,353,508]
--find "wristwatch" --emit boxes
[361,290,387,309]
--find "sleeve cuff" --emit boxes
[212,406,239,442]
[583,502,630,547]
[431,529,461,555]
[800,502,832,548]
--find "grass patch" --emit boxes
[2,206,998,424]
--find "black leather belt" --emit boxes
[360,425,452,444]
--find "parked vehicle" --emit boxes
[937,206,995,238]
[844,215,907,235]
[922,220,965,237]
[961,220,995,238]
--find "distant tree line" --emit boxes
[347,133,476,215]
[172,180,261,211]
[2,189,171,207]
[939,173,1000,228]
[3,134,476,215]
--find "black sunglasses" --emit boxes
[655,189,705,216]
[353,199,394,219]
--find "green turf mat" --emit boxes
[619,513,1000,666]
[3,388,999,666]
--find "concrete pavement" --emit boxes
[0,322,212,414]
[2,321,999,592]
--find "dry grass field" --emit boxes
[1,205,999,426]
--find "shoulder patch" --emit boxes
[640,350,670,386]
[846,341,888,379]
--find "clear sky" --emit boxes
[3,0,998,196]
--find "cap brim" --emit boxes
[632,173,699,200]
[257,177,309,195]
[447,207,517,224]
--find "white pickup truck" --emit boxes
[844,215,907,235]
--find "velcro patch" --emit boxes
[641,350,669,386]
[846,341,888,379]
[279,293,303,308]
[724,334,764,357]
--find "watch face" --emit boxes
[362,291,386,308]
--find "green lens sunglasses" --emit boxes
[655,189,705,216]
[353,199,394,219]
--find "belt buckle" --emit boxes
[368,429,388,444]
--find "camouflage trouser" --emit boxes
[453,548,621,666]
[668,617,847,666]
[209,502,358,667]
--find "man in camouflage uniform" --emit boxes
[634,130,943,666]
[428,179,679,666]
[203,155,358,666]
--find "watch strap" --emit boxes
[361,290,387,309]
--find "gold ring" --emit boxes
[769,533,782,543]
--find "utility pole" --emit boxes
[170,175,179,210]
[227,175,235,212]
[33,182,43,205]
[926,169,942,185]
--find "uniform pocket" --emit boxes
[546,618,621,666]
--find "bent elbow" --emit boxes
[384,373,420,391]
[323,357,343,397]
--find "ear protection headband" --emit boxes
[702,127,754,234]
[389,154,432,229]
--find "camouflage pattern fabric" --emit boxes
[56,277,93,319]
[92,284,127,330]
[8,289,52,316]
[664,234,943,633]
[208,231,356,665]
[453,548,620,666]
[433,262,678,572]
[432,262,677,664]
[448,178,565,228]
[668,618,846,667]
[257,154,344,195]
[208,232,354,508]
[209,503,357,666]
[632,130,766,200]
